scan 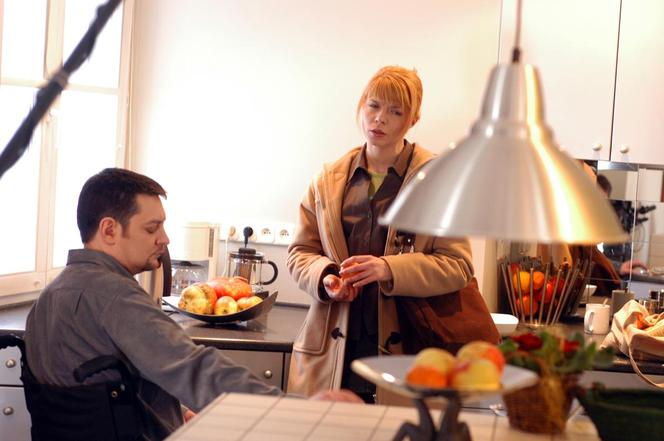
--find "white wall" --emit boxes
[128,1,502,303]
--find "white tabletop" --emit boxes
[166,393,600,441]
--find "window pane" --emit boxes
[52,91,118,267]
[63,0,124,88]
[1,0,48,80]
[0,86,42,274]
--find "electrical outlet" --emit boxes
[256,225,275,244]
[274,222,295,245]
[227,224,240,241]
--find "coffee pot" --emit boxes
[226,227,278,292]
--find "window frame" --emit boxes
[0,0,135,300]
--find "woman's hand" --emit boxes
[323,274,359,302]
[339,255,393,288]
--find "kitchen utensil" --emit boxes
[611,289,635,316]
[224,226,279,290]
[162,291,278,325]
[584,303,611,335]
[490,313,519,337]
[170,261,205,296]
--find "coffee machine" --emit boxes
[169,222,220,295]
[225,227,278,295]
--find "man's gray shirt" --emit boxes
[24,249,281,436]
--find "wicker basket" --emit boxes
[576,384,664,441]
[503,372,579,434]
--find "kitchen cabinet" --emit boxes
[611,0,664,165]
[499,0,621,161]
[221,349,288,390]
[0,347,30,441]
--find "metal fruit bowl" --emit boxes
[500,257,592,326]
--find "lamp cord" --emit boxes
[0,0,123,181]
[511,0,523,63]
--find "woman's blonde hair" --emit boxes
[357,66,423,127]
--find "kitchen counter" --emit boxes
[165,392,600,441]
[0,301,308,353]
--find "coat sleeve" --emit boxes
[286,178,337,302]
[379,236,474,297]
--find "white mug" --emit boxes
[584,303,611,334]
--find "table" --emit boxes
[165,393,600,441]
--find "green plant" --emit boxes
[499,330,614,376]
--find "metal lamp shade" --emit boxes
[381,64,628,244]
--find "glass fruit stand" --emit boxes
[351,356,537,441]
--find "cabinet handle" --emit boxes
[263,370,273,379]
[5,359,16,368]
[592,143,603,152]
[619,145,630,154]
[2,407,14,416]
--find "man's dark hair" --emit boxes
[597,174,612,198]
[77,168,167,243]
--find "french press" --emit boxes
[226,227,278,292]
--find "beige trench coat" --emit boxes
[286,143,475,402]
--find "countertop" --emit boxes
[165,392,600,441]
[3,301,664,375]
[0,301,308,353]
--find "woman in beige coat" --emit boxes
[287,66,493,403]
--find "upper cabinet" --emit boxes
[499,0,621,161]
[611,0,664,165]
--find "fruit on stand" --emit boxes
[237,295,263,311]
[207,276,252,301]
[532,271,545,290]
[450,358,501,391]
[456,341,505,374]
[214,296,239,315]
[512,271,531,293]
[179,283,217,314]
[405,342,503,390]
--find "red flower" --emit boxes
[511,333,543,351]
[563,339,580,355]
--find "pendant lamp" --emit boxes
[381,1,627,244]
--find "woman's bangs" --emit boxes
[367,77,410,110]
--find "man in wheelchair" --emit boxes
[22,168,359,440]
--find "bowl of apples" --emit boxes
[163,277,278,325]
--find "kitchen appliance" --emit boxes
[138,222,219,302]
[169,222,219,295]
[226,227,278,294]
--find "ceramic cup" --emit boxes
[584,303,611,334]
[611,289,635,316]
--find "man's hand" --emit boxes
[323,274,359,302]
[310,389,364,403]
[339,255,393,288]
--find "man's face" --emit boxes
[115,194,169,275]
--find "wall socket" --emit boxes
[224,221,295,246]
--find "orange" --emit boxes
[511,271,531,293]
[516,295,539,316]
[406,365,449,388]
[532,271,545,290]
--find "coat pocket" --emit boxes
[292,302,332,355]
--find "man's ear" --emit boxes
[98,217,120,244]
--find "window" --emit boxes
[0,0,134,296]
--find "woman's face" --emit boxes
[360,96,410,150]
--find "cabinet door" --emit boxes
[222,350,284,390]
[500,0,620,160]
[612,0,664,165]
[0,387,31,441]
[0,347,22,386]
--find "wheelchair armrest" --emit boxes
[0,334,26,354]
[74,355,133,384]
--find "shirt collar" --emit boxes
[349,140,414,180]
[67,248,135,280]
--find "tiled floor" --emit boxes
[167,393,600,441]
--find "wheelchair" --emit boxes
[0,334,170,441]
